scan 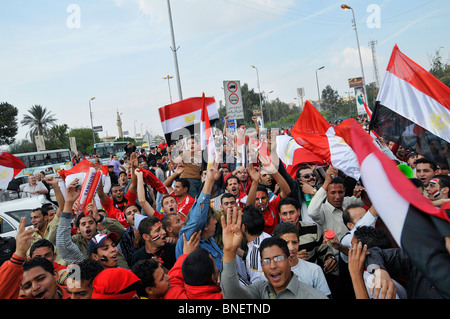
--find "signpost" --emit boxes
[223,80,244,120]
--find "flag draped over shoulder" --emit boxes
[200,92,216,164]
[159,96,219,144]
[0,152,25,189]
[337,118,450,298]
[369,44,450,169]
[290,100,361,180]
[275,134,325,178]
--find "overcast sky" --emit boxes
[2,0,449,144]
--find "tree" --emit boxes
[321,85,340,118]
[8,139,36,154]
[0,102,19,145]
[44,124,70,150]
[428,48,450,87]
[21,105,57,142]
[68,128,99,155]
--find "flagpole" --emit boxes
[167,0,183,101]
[251,65,264,129]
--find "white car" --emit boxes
[0,195,56,238]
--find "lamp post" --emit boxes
[266,90,273,123]
[341,4,367,100]
[166,0,183,101]
[315,66,324,110]
[163,75,174,103]
[251,65,264,128]
[89,97,96,145]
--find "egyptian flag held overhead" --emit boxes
[159,96,220,144]
[0,152,25,190]
[290,100,361,181]
[200,93,216,164]
[275,134,326,178]
[336,118,450,299]
[369,44,450,169]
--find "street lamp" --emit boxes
[266,90,273,123]
[163,75,174,103]
[166,0,183,101]
[251,65,264,128]
[341,4,367,100]
[89,97,96,146]
[315,66,324,110]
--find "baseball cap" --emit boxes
[88,232,119,256]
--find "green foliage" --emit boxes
[0,102,19,145]
[44,124,70,150]
[8,139,36,154]
[20,105,57,141]
[428,48,450,87]
[68,128,99,155]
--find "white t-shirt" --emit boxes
[291,258,332,296]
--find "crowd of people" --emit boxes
[0,115,449,301]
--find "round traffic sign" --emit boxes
[229,93,239,105]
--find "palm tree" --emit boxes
[21,105,57,141]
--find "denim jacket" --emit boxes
[175,191,223,270]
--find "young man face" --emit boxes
[279,233,299,266]
[124,205,140,227]
[67,279,94,300]
[162,196,178,214]
[144,222,167,249]
[220,196,237,213]
[165,214,183,237]
[111,185,125,202]
[78,216,98,241]
[259,173,272,186]
[255,191,269,211]
[31,210,47,232]
[91,238,119,268]
[235,169,248,183]
[416,163,436,186]
[426,178,448,200]
[327,183,345,210]
[225,178,240,197]
[173,181,187,198]
[146,263,171,298]
[31,246,57,264]
[21,266,59,299]
[261,245,293,294]
[279,204,300,225]
[345,206,366,230]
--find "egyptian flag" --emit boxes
[275,134,326,178]
[337,118,450,298]
[136,168,169,195]
[290,100,361,180]
[159,96,220,144]
[0,152,25,190]
[200,93,216,164]
[369,44,450,169]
